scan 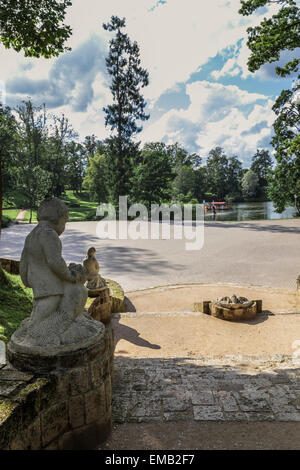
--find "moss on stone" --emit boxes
[0,399,19,426]
[14,378,50,403]
[0,377,55,449]
[0,398,22,449]
[105,279,125,313]
[85,278,125,313]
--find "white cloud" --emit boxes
[0,0,287,159]
[142,81,275,164]
[0,0,262,101]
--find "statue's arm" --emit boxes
[42,231,77,283]
[20,248,30,287]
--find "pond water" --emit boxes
[204,201,298,221]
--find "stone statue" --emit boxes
[83,247,106,290]
[10,197,104,355]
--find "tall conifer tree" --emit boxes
[103,16,149,206]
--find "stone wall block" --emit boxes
[58,417,111,450]
[68,394,85,429]
[85,384,106,425]
[90,360,104,388]
[104,375,112,412]
[10,418,42,450]
[41,401,68,447]
[68,367,90,396]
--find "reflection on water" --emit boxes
[204,201,297,221]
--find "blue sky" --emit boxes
[0,0,298,167]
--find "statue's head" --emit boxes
[37,197,69,236]
[87,247,96,257]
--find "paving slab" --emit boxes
[112,356,300,424]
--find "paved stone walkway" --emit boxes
[112,356,300,423]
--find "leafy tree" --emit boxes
[45,113,78,196]
[0,0,72,58]
[103,16,149,205]
[83,152,109,203]
[239,0,300,77]
[194,166,209,202]
[206,147,229,200]
[173,165,197,199]
[240,1,300,211]
[16,100,47,167]
[65,142,86,194]
[242,169,259,199]
[83,135,105,160]
[226,156,244,200]
[251,149,273,197]
[167,142,202,169]
[133,144,175,208]
[0,0,72,240]
[0,105,18,232]
[268,80,300,213]
[21,166,51,223]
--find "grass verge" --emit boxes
[0,270,33,344]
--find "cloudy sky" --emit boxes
[0,0,298,166]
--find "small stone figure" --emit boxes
[83,247,106,290]
[11,197,104,354]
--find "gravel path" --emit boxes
[0,218,300,291]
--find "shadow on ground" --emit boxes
[109,355,300,435]
[112,317,160,352]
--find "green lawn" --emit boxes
[0,270,33,344]
[23,210,37,223]
[1,209,20,228]
[2,209,19,221]
[3,190,99,224]
[61,190,99,222]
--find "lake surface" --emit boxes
[204,201,297,221]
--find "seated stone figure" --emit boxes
[83,247,106,290]
[12,197,104,354]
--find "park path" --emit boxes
[14,210,27,224]
[0,219,299,291]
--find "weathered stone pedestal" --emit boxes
[1,325,114,450]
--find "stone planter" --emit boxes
[195,297,262,321]
[88,287,112,325]
[210,300,258,321]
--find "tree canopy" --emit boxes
[0,0,72,58]
[268,79,300,213]
[239,0,300,77]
